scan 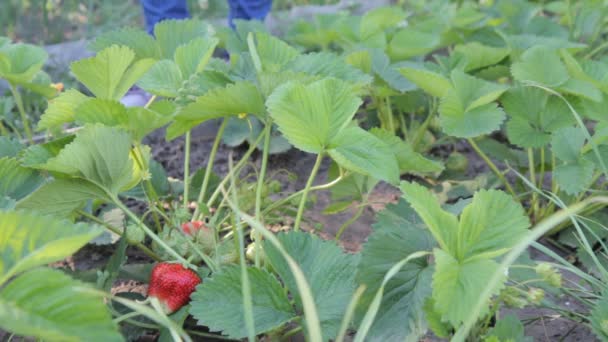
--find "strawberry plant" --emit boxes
[3,0,608,341]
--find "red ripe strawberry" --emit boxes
[181,220,205,236]
[147,263,201,314]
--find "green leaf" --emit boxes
[20,135,75,169]
[0,210,101,283]
[450,70,508,111]
[371,50,415,93]
[90,27,160,60]
[174,37,218,78]
[554,161,594,195]
[356,199,435,340]
[552,126,585,163]
[264,232,357,340]
[41,125,141,195]
[0,157,43,201]
[255,32,300,72]
[0,43,48,84]
[370,128,443,174]
[591,292,608,341]
[190,266,295,339]
[0,136,23,158]
[71,45,154,100]
[266,78,361,153]
[454,42,509,72]
[286,52,373,86]
[486,314,531,342]
[388,28,440,60]
[399,64,451,98]
[137,59,183,97]
[511,45,569,87]
[457,189,529,260]
[328,126,399,185]
[558,78,603,102]
[0,268,121,341]
[37,89,89,130]
[432,248,503,326]
[177,81,265,121]
[439,90,506,138]
[502,87,574,148]
[154,19,210,59]
[400,181,458,255]
[17,178,106,216]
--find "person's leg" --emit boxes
[227,0,273,27]
[141,0,190,34]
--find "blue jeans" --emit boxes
[141,0,273,33]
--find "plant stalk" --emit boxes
[467,138,517,198]
[9,83,33,143]
[294,153,324,231]
[253,120,272,267]
[335,201,367,240]
[192,118,228,220]
[183,130,191,208]
[113,197,194,268]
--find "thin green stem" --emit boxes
[183,130,191,208]
[467,138,517,198]
[9,83,33,143]
[294,153,324,232]
[253,120,272,267]
[192,118,228,220]
[528,148,539,220]
[335,201,366,240]
[262,170,345,216]
[77,210,161,261]
[410,98,436,151]
[206,130,265,207]
[113,311,141,323]
[113,197,193,268]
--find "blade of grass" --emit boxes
[335,285,366,342]
[354,251,431,342]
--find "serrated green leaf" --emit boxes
[74,98,128,127]
[37,89,89,130]
[399,64,451,98]
[0,136,23,158]
[371,50,415,93]
[90,27,160,60]
[286,52,372,86]
[71,45,153,100]
[451,69,508,111]
[454,42,509,72]
[20,135,75,169]
[255,32,300,72]
[388,28,440,60]
[137,59,183,97]
[17,178,107,216]
[552,126,585,163]
[177,81,265,124]
[41,125,140,195]
[511,45,569,87]
[370,128,443,174]
[264,232,357,340]
[0,43,48,84]
[486,314,531,342]
[439,90,505,138]
[360,6,405,37]
[154,19,210,59]
[558,78,603,102]
[356,199,435,340]
[0,157,43,201]
[267,78,361,153]
[174,37,218,78]
[0,210,101,283]
[0,268,121,341]
[457,189,529,260]
[590,292,608,341]
[400,181,458,254]
[433,248,503,326]
[327,162,378,203]
[554,160,595,195]
[190,266,295,339]
[328,126,399,184]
